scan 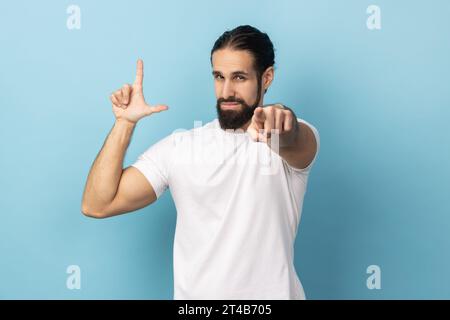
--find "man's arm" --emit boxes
[246,104,317,170]
[81,120,157,218]
[81,59,168,218]
[277,120,317,170]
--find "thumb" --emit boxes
[144,104,169,116]
[246,122,259,141]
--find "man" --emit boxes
[82,25,319,300]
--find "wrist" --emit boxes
[115,118,137,128]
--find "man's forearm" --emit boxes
[277,122,302,165]
[82,119,136,213]
[277,120,317,170]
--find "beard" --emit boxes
[216,98,257,130]
[216,79,263,130]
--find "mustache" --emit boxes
[217,97,246,105]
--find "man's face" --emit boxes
[212,48,262,130]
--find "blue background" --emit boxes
[1,0,449,299]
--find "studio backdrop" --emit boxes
[0,0,449,299]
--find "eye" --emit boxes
[234,75,246,81]
[214,74,224,80]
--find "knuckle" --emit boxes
[285,112,293,120]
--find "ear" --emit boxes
[262,66,274,93]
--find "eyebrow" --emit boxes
[212,70,249,77]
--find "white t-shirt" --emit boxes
[131,118,320,300]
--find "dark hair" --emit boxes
[210,25,275,93]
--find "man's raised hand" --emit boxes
[110,59,168,124]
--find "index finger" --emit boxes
[253,107,266,123]
[134,59,144,86]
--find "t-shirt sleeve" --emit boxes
[131,134,174,198]
[283,118,320,175]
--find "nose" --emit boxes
[221,79,235,99]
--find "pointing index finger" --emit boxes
[253,107,266,123]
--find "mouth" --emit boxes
[221,102,241,110]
